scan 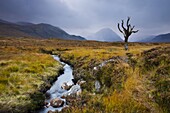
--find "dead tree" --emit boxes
[118,17,139,50]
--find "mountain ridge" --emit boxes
[0,19,86,40]
[136,33,170,42]
[151,33,170,42]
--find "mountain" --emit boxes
[16,22,34,26]
[150,33,170,42]
[88,28,123,42]
[137,35,155,42]
[137,33,170,42]
[0,19,86,40]
[0,19,12,24]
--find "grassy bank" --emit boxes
[0,39,63,112]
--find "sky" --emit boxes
[0,0,170,41]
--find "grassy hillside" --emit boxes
[0,37,169,113]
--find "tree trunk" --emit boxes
[124,37,128,43]
[124,42,128,51]
[124,37,128,50]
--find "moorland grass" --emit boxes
[0,37,170,113]
[0,46,63,112]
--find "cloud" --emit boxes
[0,0,170,39]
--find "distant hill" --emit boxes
[16,22,34,26]
[150,33,170,42]
[88,28,123,42]
[137,33,170,42]
[137,36,155,42]
[0,19,12,24]
[0,19,86,40]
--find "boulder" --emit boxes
[47,110,57,113]
[95,80,101,92]
[61,82,73,90]
[50,98,64,108]
[62,84,81,97]
[62,80,86,97]
[77,80,86,85]
[47,110,53,113]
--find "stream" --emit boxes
[39,55,74,113]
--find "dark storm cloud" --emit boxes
[0,0,170,39]
[0,0,91,28]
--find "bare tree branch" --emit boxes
[132,30,139,33]
[117,17,139,43]
[121,20,126,31]
[127,17,130,27]
[118,23,123,33]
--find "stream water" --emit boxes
[39,55,74,113]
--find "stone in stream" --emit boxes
[62,84,81,97]
[50,98,64,108]
[47,110,57,113]
[77,80,86,85]
[61,82,73,90]
[62,80,86,97]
